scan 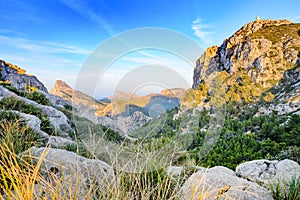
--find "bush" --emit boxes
[23,91,50,106]
[0,96,55,135]
[1,84,50,106]
[0,111,42,154]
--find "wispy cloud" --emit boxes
[0,0,42,22]
[0,35,90,55]
[191,18,213,44]
[288,16,300,22]
[59,0,114,35]
[0,33,91,90]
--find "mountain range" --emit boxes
[0,18,299,199]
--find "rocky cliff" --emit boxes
[0,60,48,92]
[192,19,300,110]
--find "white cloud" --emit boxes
[192,18,214,44]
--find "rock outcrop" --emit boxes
[255,64,300,116]
[180,166,273,200]
[0,60,48,92]
[0,86,74,138]
[28,147,115,199]
[11,110,49,139]
[236,159,300,189]
[191,19,300,110]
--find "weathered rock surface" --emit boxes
[191,19,300,112]
[0,60,48,92]
[11,110,49,138]
[236,159,300,189]
[28,147,115,198]
[180,166,273,200]
[0,86,74,138]
[11,110,76,148]
[116,111,151,134]
[47,136,77,148]
[39,90,73,109]
[255,64,300,116]
[166,166,184,176]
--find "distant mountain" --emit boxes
[161,88,186,98]
[51,80,183,119]
[50,80,182,135]
[50,80,110,121]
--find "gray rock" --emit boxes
[0,86,75,138]
[180,166,273,200]
[47,136,77,148]
[39,90,74,109]
[10,110,76,148]
[236,159,300,188]
[166,166,184,176]
[11,110,49,138]
[28,147,115,199]
[98,111,151,136]
[0,60,48,92]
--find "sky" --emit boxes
[0,0,300,98]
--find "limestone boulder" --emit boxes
[28,147,115,199]
[236,159,300,188]
[180,166,273,200]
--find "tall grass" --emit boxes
[0,143,47,200]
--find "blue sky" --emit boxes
[0,0,300,97]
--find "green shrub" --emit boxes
[0,96,55,135]
[1,84,50,106]
[0,111,42,154]
[23,91,50,106]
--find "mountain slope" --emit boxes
[190,19,300,110]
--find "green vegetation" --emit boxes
[130,108,180,138]
[271,176,300,200]
[250,23,300,44]
[23,91,50,105]
[71,114,124,143]
[0,83,50,106]
[0,110,41,154]
[0,96,54,135]
[192,109,300,169]
[136,105,300,170]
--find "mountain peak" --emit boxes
[52,80,73,91]
[226,19,291,48]
[192,19,299,108]
[0,60,48,92]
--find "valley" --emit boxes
[0,18,299,200]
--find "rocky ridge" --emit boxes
[0,60,48,92]
[191,19,300,113]
[0,19,299,199]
